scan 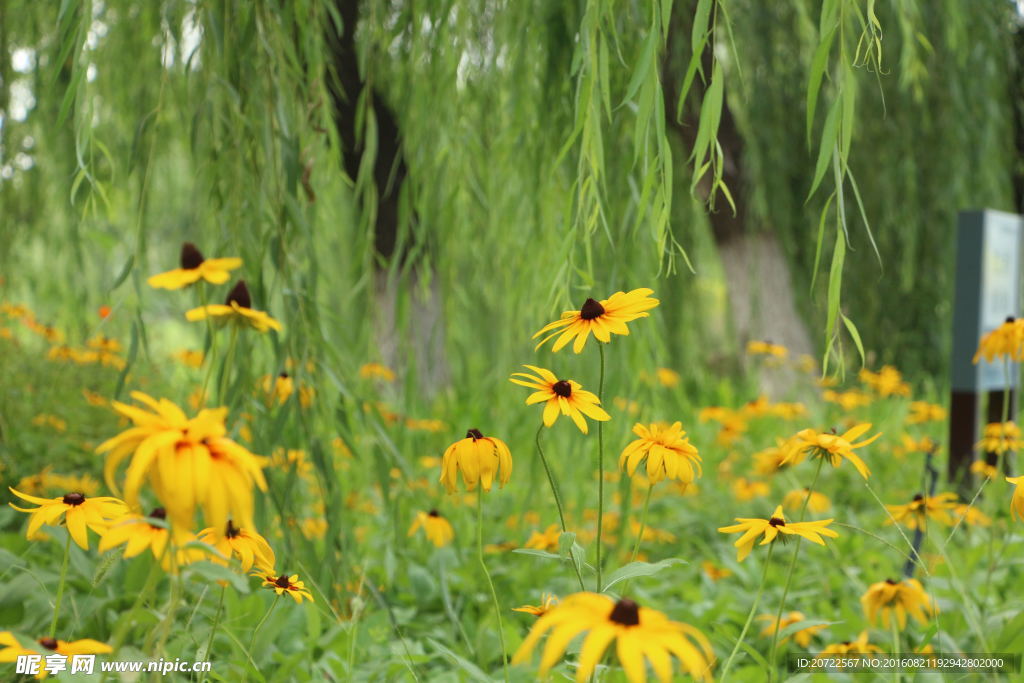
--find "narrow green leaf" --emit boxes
[602,558,686,591]
[841,313,865,366]
[806,23,838,147]
[807,97,840,201]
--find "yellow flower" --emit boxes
[405,418,446,432]
[262,372,295,404]
[970,459,998,479]
[185,280,282,332]
[511,592,714,682]
[906,401,947,424]
[8,488,127,550]
[746,340,788,358]
[509,365,610,434]
[532,288,659,354]
[439,429,513,493]
[885,493,958,530]
[701,561,732,581]
[818,630,881,655]
[732,477,770,502]
[198,520,276,573]
[259,573,314,603]
[973,317,1024,363]
[301,518,328,539]
[359,362,396,382]
[954,503,991,527]
[782,423,881,479]
[782,488,831,513]
[0,632,112,679]
[892,434,938,458]
[173,349,205,368]
[618,422,701,485]
[861,578,936,629]
[408,510,455,547]
[96,392,268,532]
[99,508,200,570]
[718,505,839,562]
[655,367,680,387]
[513,593,559,617]
[758,611,827,647]
[859,366,911,397]
[1007,475,1024,521]
[753,441,791,476]
[271,448,313,479]
[523,524,561,550]
[822,389,873,411]
[31,414,67,433]
[147,242,242,290]
[977,422,1023,453]
[82,389,107,407]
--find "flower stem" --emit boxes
[535,426,586,591]
[890,617,901,683]
[248,594,281,655]
[596,342,606,592]
[48,532,72,637]
[768,457,825,680]
[477,489,510,682]
[201,584,227,677]
[720,542,774,679]
[218,325,239,405]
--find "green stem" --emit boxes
[248,594,281,655]
[218,325,239,405]
[890,616,900,683]
[768,457,825,680]
[201,584,227,677]
[535,426,586,591]
[720,542,775,679]
[477,489,510,682]
[48,532,72,637]
[596,342,606,592]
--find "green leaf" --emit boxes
[841,313,865,366]
[602,559,686,591]
[806,22,838,147]
[807,97,840,200]
[558,531,577,560]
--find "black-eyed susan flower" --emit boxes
[970,459,998,479]
[859,366,911,397]
[731,478,770,502]
[9,488,127,549]
[509,365,610,434]
[906,401,947,424]
[96,392,268,533]
[407,510,454,547]
[1007,475,1024,520]
[359,362,396,382]
[439,429,513,493]
[147,242,242,290]
[262,372,294,404]
[717,505,839,562]
[0,632,112,678]
[701,561,732,581]
[98,508,193,567]
[618,422,702,485]
[817,630,881,655]
[782,488,831,513]
[185,280,282,332]
[781,423,881,479]
[260,573,314,603]
[198,520,276,573]
[977,422,1023,453]
[532,288,659,354]
[973,316,1024,363]
[173,349,205,368]
[522,524,561,550]
[513,593,559,617]
[954,503,991,527]
[892,434,938,458]
[747,340,788,358]
[758,611,827,647]
[861,578,936,629]
[822,388,873,411]
[885,493,957,530]
[511,592,713,682]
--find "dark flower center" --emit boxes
[225,520,240,538]
[38,637,59,650]
[1007,316,1016,323]
[428,509,440,517]
[62,492,85,506]
[912,493,924,502]
[609,598,640,626]
[274,575,291,589]
[226,280,252,309]
[769,517,786,527]
[885,578,898,585]
[180,242,205,269]
[279,372,290,379]
[552,380,572,397]
[579,298,606,320]
[466,428,484,440]
[149,507,166,520]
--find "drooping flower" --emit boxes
[618,422,702,485]
[96,392,268,532]
[859,365,912,397]
[885,493,957,530]
[173,349,205,368]
[906,401,947,424]
[98,508,198,569]
[977,422,1023,454]
[509,365,610,434]
[731,478,770,502]
[973,317,1024,363]
[861,578,936,629]
[782,488,831,513]
[147,243,242,290]
[532,288,659,354]
[522,524,561,551]
[822,389,873,411]
[0,632,112,679]
[758,611,827,647]
[262,372,294,404]
[439,429,513,493]
[8,488,127,550]
[407,510,454,548]
[513,593,559,617]
[259,573,314,603]
[1007,475,1024,521]
[781,424,881,479]
[717,505,839,562]
[511,592,714,682]
[817,630,882,655]
[198,520,276,573]
[953,503,991,527]
[970,460,998,479]
[185,280,282,333]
